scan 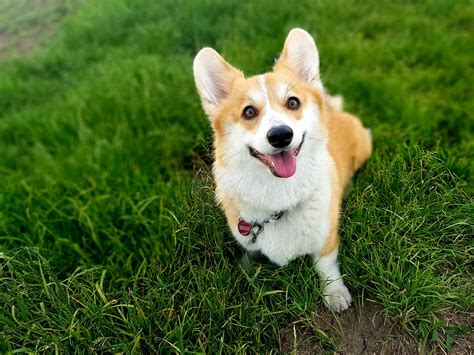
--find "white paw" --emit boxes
[322,283,352,312]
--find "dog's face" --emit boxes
[194,29,328,208]
[210,71,321,178]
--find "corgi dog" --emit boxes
[193,28,372,312]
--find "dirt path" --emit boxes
[0,0,68,59]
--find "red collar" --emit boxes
[237,210,286,243]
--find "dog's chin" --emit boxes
[249,136,305,178]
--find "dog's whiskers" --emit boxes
[306,136,328,143]
[221,150,242,164]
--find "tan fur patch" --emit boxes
[216,185,240,229]
[321,103,372,256]
[321,161,342,256]
[327,110,372,188]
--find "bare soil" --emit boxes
[0,0,66,59]
[279,302,473,354]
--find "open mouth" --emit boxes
[249,135,305,178]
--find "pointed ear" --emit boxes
[274,28,322,88]
[193,48,244,117]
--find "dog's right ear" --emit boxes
[274,28,322,90]
[193,48,243,117]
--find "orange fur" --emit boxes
[327,109,372,188]
[216,185,240,229]
[321,162,342,256]
[321,103,372,255]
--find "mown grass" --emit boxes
[0,0,472,352]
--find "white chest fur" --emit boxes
[219,147,333,266]
[233,189,331,266]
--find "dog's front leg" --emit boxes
[314,248,352,312]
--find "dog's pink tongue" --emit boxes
[269,151,296,178]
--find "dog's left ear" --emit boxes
[275,28,322,89]
[193,48,244,117]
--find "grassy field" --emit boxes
[0,0,472,352]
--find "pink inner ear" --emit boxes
[292,48,319,82]
[213,80,231,102]
[276,30,320,84]
[298,63,313,82]
[194,50,243,113]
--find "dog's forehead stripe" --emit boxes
[258,75,271,107]
[258,75,290,106]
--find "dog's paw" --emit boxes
[322,283,352,312]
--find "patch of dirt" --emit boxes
[279,302,473,354]
[0,0,69,60]
[438,310,474,354]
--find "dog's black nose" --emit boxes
[267,125,293,148]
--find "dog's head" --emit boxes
[193,29,328,209]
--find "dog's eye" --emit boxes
[242,105,258,120]
[286,97,300,110]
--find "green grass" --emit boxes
[0,0,472,352]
